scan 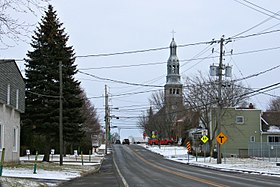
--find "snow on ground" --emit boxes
[143,144,280,177]
[2,144,280,186]
[0,150,106,187]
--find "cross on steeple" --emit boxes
[171,30,176,39]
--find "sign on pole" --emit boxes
[216,132,228,145]
[186,141,191,151]
[201,135,209,143]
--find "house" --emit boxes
[210,106,262,158]
[261,111,280,143]
[0,60,25,162]
[255,111,280,157]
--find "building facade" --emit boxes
[210,107,262,157]
[0,60,25,162]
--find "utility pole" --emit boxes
[104,85,109,155]
[217,37,224,164]
[210,36,232,164]
[59,61,63,166]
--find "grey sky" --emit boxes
[2,0,280,139]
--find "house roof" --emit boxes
[261,111,280,133]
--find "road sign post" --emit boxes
[216,132,228,163]
[186,141,191,163]
[201,135,209,162]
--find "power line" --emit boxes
[78,70,163,88]
[26,90,60,99]
[78,45,280,71]
[233,0,280,19]
[233,63,280,82]
[241,0,280,18]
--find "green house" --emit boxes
[210,107,262,157]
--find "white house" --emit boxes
[0,60,25,162]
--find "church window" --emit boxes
[170,88,172,94]
[168,65,172,73]
[176,89,179,94]
[173,89,176,94]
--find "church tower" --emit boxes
[164,38,183,111]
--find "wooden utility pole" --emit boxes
[59,61,63,165]
[105,85,109,155]
[217,37,224,164]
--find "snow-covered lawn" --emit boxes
[144,144,280,177]
[2,145,280,186]
[0,152,104,187]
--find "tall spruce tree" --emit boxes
[22,5,84,161]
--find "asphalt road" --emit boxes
[59,144,280,187]
[113,144,280,187]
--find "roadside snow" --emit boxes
[0,151,105,187]
[143,144,280,177]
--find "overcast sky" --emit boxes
[2,0,280,139]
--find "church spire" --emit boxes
[166,37,181,84]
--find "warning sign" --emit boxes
[216,132,228,145]
[201,135,209,143]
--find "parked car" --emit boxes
[122,139,130,145]
[148,139,173,145]
[115,140,121,144]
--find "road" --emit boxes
[59,144,280,187]
[113,144,280,187]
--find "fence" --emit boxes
[248,142,280,161]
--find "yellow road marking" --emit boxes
[133,149,230,187]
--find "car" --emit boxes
[122,139,130,145]
[115,140,121,144]
[148,139,173,145]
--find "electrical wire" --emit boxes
[78,71,163,88]
[233,0,280,19]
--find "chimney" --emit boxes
[249,103,254,109]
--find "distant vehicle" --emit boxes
[122,139,130,145]
[148,139,173,145]
[115,140,121,144]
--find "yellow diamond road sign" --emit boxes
[201,135,209,143]
[216,132,228,145]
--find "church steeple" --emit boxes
[164,37,183,109]
[166,38,181,84]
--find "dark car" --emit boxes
[115,140,121,144]
[122,139,130,145]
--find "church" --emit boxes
[147,38,198,142]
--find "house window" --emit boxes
[268,136,280,143]
[236,116,244,124]
[250,136,255,142]
[7,84,10,105]
[13,128,18,152]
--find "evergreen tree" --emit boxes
[22,5,84,161]
[78,88,101,152]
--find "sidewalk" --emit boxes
[58,153,124,187]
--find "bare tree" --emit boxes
[0,0,48,46]
[138,91,179,139]
[149,90,164,111]
[267,97,280,111]
[184,73,249,155]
